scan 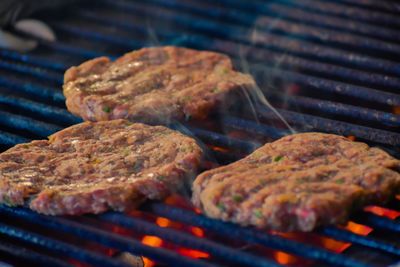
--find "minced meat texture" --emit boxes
[192,132,400,232]
[63,46,256,124]
[0,119,203,215]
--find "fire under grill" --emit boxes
[0,0,399,266]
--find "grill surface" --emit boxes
[0,0,400,266]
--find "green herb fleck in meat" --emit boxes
[181,148,187,152]
[233,195,243,203]
[4,196,16,207]
[124,122,133,126]
[211,88,219,93]
[183,96,192,102]
[122,149,130,155]
[102,106,111,113]
[334,179,345,184]
[273,155,283,162]
[253,209,263,218]
[157,175,165,181]
[217,202,225,212]
[23,144,29,149]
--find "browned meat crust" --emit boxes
[192,132,400,232]
[0,119,203,215]
[63,46,256,124]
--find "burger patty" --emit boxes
[63,46,256,124]
[0,119,203,215]
[192,132,400,232]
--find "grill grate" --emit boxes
[0,0,399,266]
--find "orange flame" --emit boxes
[346,136,355,141]
[392,106,400,114]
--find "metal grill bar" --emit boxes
[333,0,400,13]
[250,0,400,28]
[0,60,62,83]
[255,107,400,145]
[0,111,62,138]
[146,202,373,267]
[280,94,400,127]
[0,50,68,71]
[100,212,282,267]
[80,3,400,77]
[0,94,82,125]
[251,66,400,106]
[0,131,29,147]
[183,126,256,154]
[0,78,64,104]
[355,213,400,233]
[0,241,73,267]
[0,222,131,267]
[265,4,400,43]
[76,2,400,87]
[220,116,288,139]
[139,0,400,58]
[319,226,400,256]
[0,206,219,267]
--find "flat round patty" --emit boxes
[63,46,256,124]
[192,132,400,232]
[0,119,203,215]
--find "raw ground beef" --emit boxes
[0,119,203,215]
[63,46,256,124]
[192,132,400,232]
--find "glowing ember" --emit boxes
[343,221,372,236]
[178,248,210,259]
[364,205,400,220]
[156,217,170,228]
[346,136,355,141]
[392,106,400,114]
[396,195,400,201]
[141,236,163,247]
[190,226,205,237]
[142,257,154,267]
[207,145,230,153]
[273,251,299,265]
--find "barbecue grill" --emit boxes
[0,0,399,266]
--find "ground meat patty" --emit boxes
[192,132,400,232]
[63,46,256,124]
[0,119,203,215]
